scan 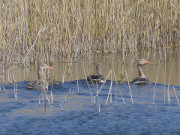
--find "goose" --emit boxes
[131,59,151,85]
[87,63,104,83]
[26,64,53,90]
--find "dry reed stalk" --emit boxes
[167,57,175,105]
[0,0,179,65]
[82,62,89,87]
[153,57,162,105]
[96,83,102,112]
[86,76,102,106]
[115,86,118,109]
[106,71,113,105]
[25,25,46,64]
[61,104,64,112]
[77,75,80,94]
[93,69,112,101]
[125,70,134,105]
[68,88,72,95]
[75,63,80,94]
[38,92,41,105]
[0,87,7,93]
[86,74,102,105]
[98,100,101,114]
[67,55,73,79]
[50,88,54,104]
[13,81,18,101]
[94,79,101,114]
[163,50,167,104]
[113,69,126,105]
[7,65,15,83]
[84,62,103,105]
[64,96,66,103]
[12,68,18,100]
[62,59,65,85]
[82,62,101,106]
[173,86,180,107]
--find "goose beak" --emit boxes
[145,61,151,64]
[46,66,53,70]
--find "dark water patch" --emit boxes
[0,80,180,134]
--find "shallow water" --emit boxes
[0,52,180,134]
[0,80,180,135]
[1,51,180,85]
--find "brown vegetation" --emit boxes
[0,0,179,66]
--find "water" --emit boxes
[0,52,180,134]
[0,80,180,135]
[1,51,180,85]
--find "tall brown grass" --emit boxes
[0,0,179,66]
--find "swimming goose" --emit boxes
[26,64,53,90]
[87,63,104,83]
[131,59,151,85]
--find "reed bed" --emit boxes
[0,0,179,66]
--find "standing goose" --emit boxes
[131,59,151,85]
[87,63,104,83]
[26,64,53,90]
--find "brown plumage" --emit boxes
[26,64,53,90]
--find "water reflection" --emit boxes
[0,51,179,85]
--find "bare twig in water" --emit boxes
[113,69,126,105]
[61,104,64,112]
[106,71,113,105]
[125,70,134,105]
[12,69,18,100]
[164,51,167,104]
[50,89,54,104]
[75,63,80,94]
[153,57,161,105]
[2,87,7,93]
[167,58,174,105]
[83,62,101,105]
[94,69,112,101]
[173,86,180,107]
[7,65,15,83]
[13,81,18,101]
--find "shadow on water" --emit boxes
[1,79,180,134]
